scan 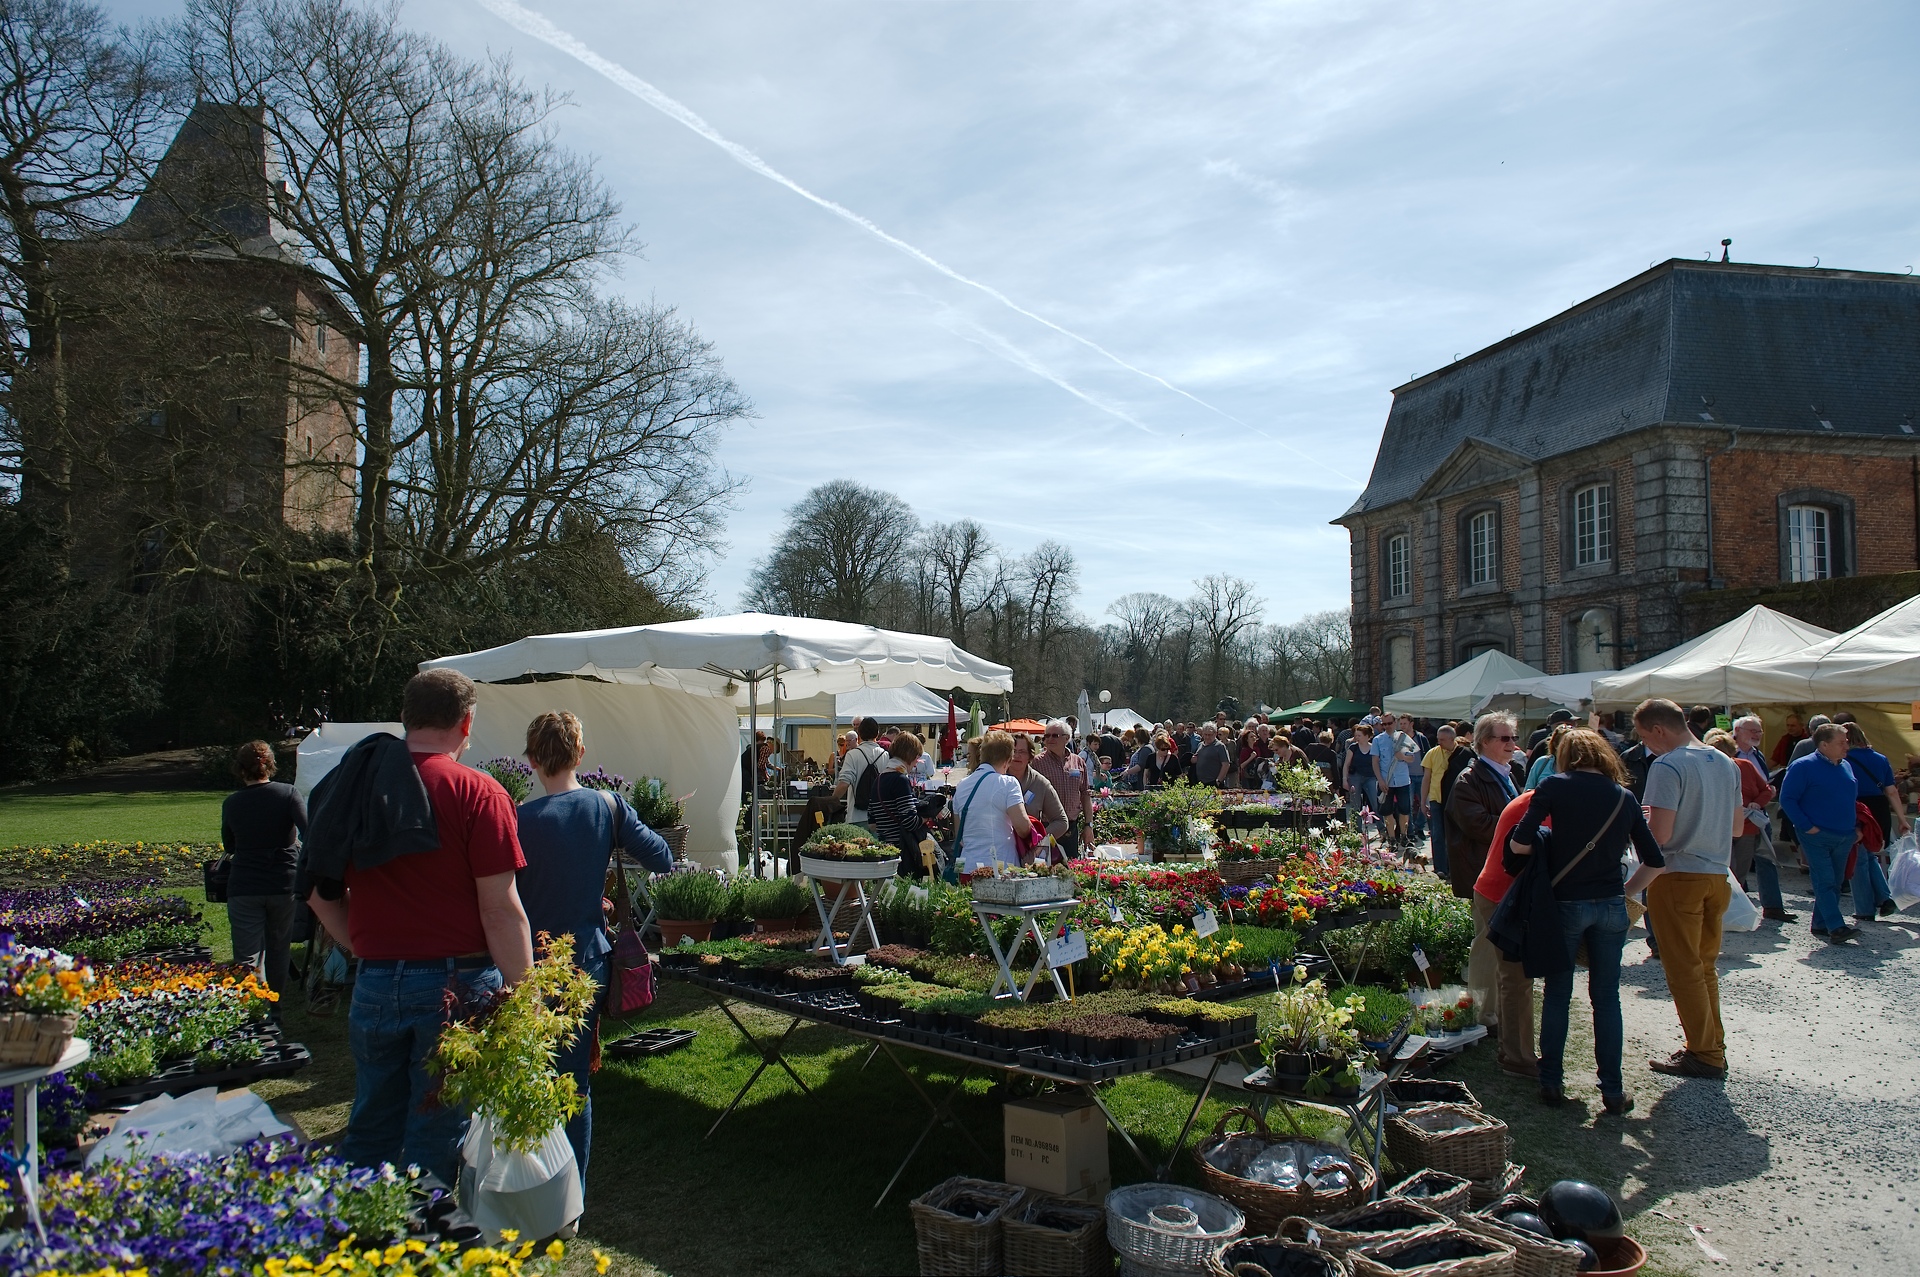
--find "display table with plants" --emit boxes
[967,870,1083,1002]
[795,824,898,961]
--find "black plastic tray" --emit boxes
[88,1036,312,1106]
[606,1028,696,1057]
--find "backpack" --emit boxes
[851,742,883,812]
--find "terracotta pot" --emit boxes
[753,915,809,934]
[658,919,715,948]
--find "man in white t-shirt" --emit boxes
[833,716,887,825]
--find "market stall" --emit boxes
[1587,603,1835,710]
[1382,650,1547,721]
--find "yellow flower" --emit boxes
[544,1242,564,1262]
[594,1252,612,1275]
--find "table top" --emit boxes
[970,896,1082,917]
[0,1037,91,1087]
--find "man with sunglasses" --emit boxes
[1446,712,1529,1048]
[1033,721,1092,858]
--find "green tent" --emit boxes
[1270,695,1370,720]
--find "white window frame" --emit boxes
[1467,510,1496,586]
[1573,483,1613,567]
[1386,534,1410,600]
[1786,504,1831,582]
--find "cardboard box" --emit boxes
[1004,1094,1110,1200]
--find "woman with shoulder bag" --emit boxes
[871,732,938,876]
[948,730,1033,879]
[1506,729,1666,1114]
[515,712,674,1193]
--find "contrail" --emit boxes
[475,0,1355,482]
[928,301,1155,435]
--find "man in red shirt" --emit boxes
[309,669,533,1185]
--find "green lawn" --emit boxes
[0,789,228,846]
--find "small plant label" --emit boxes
[678,934,695,947]
[1047,928,1089,967]
[1411,946,1430,972]
[1193,909,1219,937]
[1107,898,1125,924]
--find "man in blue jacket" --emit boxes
[1778,723,1862,945]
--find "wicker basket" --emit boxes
[1467,1164,1524,1209]
[1347,1225,1517,1277]
[971,875,1075,905]
[1193,1107,1374,1233]
[1217,857,1285,887]
[909,1176,1024,1276]
[0,1012,76,1066]
[1107,1183,1245,1276]
[1276,1199,1450,1254]
[1460,1196,1585,1277]
[1002,1191,1112,1277]
[659,824,690,857]
[1385,1103,1510,1183]
[1383,1169,1474,1217]
[1208,1234,1354,1277]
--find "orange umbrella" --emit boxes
[991,718,1048,734]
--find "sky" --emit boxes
[107,0,1920,628]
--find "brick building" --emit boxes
[1336,260,1920,703]
[46,102,359,578]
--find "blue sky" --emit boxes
[109,0,1920,626]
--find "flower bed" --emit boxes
[79,960,280,1088]
[0,880,209,961]
[0,842,216,888]
[1064,859,1224,928]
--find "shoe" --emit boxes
[1762,908,1799,922]
[1879,899,1898,917]
[1602,1092,1635,1116]
[1648,1049,1726,1079]
[1852,914,1875,923]
[1811,926,1830,937]
[1500,1061,1540,1080]
[1841,882,1851,895]
[1827,925,1860,945]
[1538,1085,1566,1106]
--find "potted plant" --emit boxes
[650,868,729,947]
[744,875,813,933]
[797,823,901,880]
[630,776,690,857]
[478,758,533,803]
[0,943,94,1065]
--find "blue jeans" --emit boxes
[1538,897,1629,1096]
[1428,800,1449,876]
[1751,854,1785,913]
[1347,778,1380,826]
[1800,829,1854,933]
[1852,848,1892,918]
[344,961,503,1185]
[554,952,609,1191]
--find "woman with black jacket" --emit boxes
[1507,728,1666,1114]
[870,733,937,876]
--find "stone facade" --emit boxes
[1337,260,1920,704]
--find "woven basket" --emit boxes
[1002,1191,1112,1277]
[1276,1199,1450,1254]
[1193,1108,1375,1233]
[1383,1169,1474,1217]
[0,1012,76,1066]
[1385,1103,1509,1182]
[1217,857,1285,887]
[1467,1164,1524,1210]
[1460,1196,1585,1277]
[1107,1184,1245,1275]
[1207,1234,1354,1277]
[1347,1225,1517,1277]
[909,1176,1024,1276]
[972,875,1075,905]
[659,824,690,857]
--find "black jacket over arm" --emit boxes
[301,733,440,900]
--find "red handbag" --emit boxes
[598,790,655,1018]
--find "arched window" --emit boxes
[1386,635,1414,692]
[1569,607,1616,673]
[1572,483,1613,567]
[1385,534,1411,600]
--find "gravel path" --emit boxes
[1614,867,1920,1275]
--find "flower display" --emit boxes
[0,842,215,887]
[78,961,278,1086]
[0,882,207,961]
[1085,923,1245,990]
[0,942,96,1014]
[478,758,534,802]
[1065,860,1223,928]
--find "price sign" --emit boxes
[1411,945,1430,972]
[1108,898,1125,924]
[1048,928,1089,967]
[1193,909,1219,938]
[677,933,696,947]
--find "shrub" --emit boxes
[630,776,684,830]
[479,757,532,802]
[650,868,729,921]
[742,875,811,919]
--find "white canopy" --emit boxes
[1097,707,1154,732]
[1588,605,1837,709]
[1474,671,1597,718]
[423,612,1012,703]
[1704,596,1920,705]
[293,721,404,800]
[743,682,956,727]
[1383,650,1547,720]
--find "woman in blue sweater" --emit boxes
[516,711,674,1193]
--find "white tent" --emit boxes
[742,682,956,728]
[425,614,1012,870]
[1708,597,1919,705]
[1588,605,1837,709]
[1473,671,1597,718]
[1097,707,1154,733]
[1383,650,1547,720]
[293,721,404,800]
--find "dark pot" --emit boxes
[1014,1026,1046,1050]
[1047,1027,1070,1054]
[1273,1051,1312,1075]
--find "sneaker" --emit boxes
[1762,908,1799,922]
[1649,1049,1726,1079]
[1538,1085,1566,1106]
[1852,914,1876,924]
[1879,899,1898,918]
[1602,1092,1635,1116]
[1827,925,1860,945]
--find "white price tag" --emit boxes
[1108,899,1125,924]
[677,933,695,947]
[1047,928,1089,967]
[1412,945,1430,972]
[1193,909,1219,938]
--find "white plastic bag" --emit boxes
[87,1087,291,1166]
[458,1111,581,1243]
[1886,833,1920,910]
[1722,872,1761,932]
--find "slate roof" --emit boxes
[1343,260,1920,518]
[114,102,301,262]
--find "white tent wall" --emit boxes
[293,721,405,800]
[468,681,742,871]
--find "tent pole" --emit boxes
[747,677,761,880]
[770,667,782,879]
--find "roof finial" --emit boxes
[1720,238,1732,263]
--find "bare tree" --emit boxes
[1107,591,1177,706]
[743,479,918,623]
[921,518,996,647]
[1187,574,1264,713]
